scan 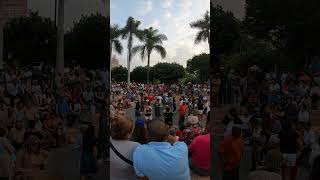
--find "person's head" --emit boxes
[146,120,169,142]
[231,126,242,138]
[132,120,147,144]
[165,105,170,112]
[111,115,134,140]
[24,135,41,153]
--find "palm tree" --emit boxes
[132,27,167,84]
[110,24,123,80]
[190,11,210,48]
[121,17,143,84]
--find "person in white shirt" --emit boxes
[298,105,310,123]
[303,122,316,146]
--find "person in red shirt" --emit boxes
[188,130,210,176]
[178,102,187,130]
[219,126,244,180]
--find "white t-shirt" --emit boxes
[110,138,139,180]
[298,111,309,122]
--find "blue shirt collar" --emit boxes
[148,141,171,148]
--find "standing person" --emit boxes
[219,126,244,180]
[144,101,153,123]
[279,122,299,180]
[110,115,140,180]
[80,125,98,180]
[178,102,187,130]
[298,104,310,123]
[154,99,161,119]
[133,120,191,180]
[163,105,173,127]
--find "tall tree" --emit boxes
[56,0,65,86]
[132,27,167,84]
[121,17,143,84]
[245,0,320,66]
[190,11,210,48]
[211,5,240,57]
[110,24,123,80]
[64,14,108,69]
[4,11,56,65]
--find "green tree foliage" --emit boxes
[132,27,167,83]
[65,13,108,69]
[121,17,144,83]
[186,53,210,82]
[245,0,320,66]
[4,11,56,65]
[212,5,240,57]
[151,62,185,84]
[190,11,210,47]
[111,66,127,82]
[131,66,149,84]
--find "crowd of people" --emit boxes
[110,83,212,179]
[215,67,320,180]
[0,63,108,180]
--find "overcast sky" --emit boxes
[111,0,210,70]
[28,0,106,30]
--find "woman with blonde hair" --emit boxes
[110,115,140,180]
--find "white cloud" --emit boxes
[178,0,193,12]
[163,0,173,8]
[138,0,153,15]
[116,0,209,69]
[164,10,172,18]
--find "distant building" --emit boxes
[0,0,27,25]
[111,55,120,69]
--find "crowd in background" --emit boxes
[215,66,320,180]
[0,63,108,180]
[110,82,212,179]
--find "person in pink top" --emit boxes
[188,112,212,177]
[188,133,210,176]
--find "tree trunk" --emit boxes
[0,22,3,70]
[147,53,150,84]
[56,0,64,86]
[110,43,112,83]
[127,34,133,85]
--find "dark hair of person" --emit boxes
[132,125,147,144]
[232,126,242,138]
[147,120,169,142]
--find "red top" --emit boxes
[219,136,244,170]
[188,134,211,170]
[179,104,187,116]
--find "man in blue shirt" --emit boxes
[133,120,191,180]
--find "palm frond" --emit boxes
[132,45,146,61]
[195,30,208,44]
[154,45,166,59]
[113,39,123,54]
